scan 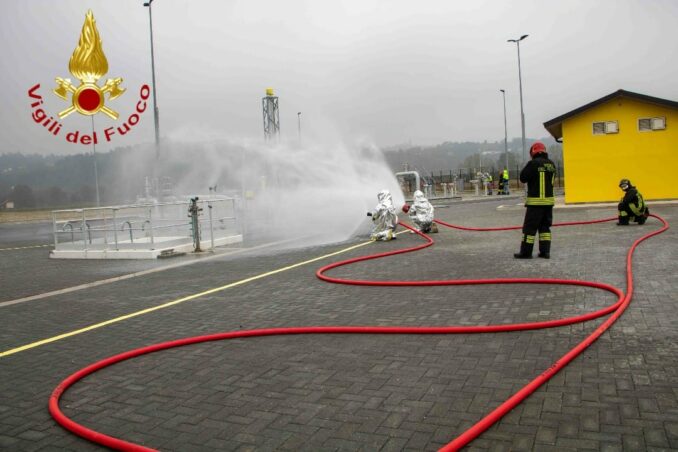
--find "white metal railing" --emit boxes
[51,197,239,252]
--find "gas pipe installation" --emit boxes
[49,214,669,451]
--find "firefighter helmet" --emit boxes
[619,178,631,191]
[529,141,546,158]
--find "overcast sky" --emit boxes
[1,0,677,155]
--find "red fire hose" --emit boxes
[49,214,668,451]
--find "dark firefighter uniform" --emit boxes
[617,179,649,225]
[514,142,556,259]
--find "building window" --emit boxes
[638,117,666,131]
[593,121,618,135]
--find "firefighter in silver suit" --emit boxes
[404,190,437,233]
[367,189,399,241]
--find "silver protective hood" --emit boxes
[371,189,398,239]
[410,190,434,225]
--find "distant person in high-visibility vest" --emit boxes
[514,142,556,259]
[617,179,649,225]
[502,168,510,195]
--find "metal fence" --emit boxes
[401,161,564,198]
[51,197,239,252]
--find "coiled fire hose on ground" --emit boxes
[49,214,669,451]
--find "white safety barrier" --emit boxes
[50,197,242,259]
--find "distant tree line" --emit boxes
[0,141,250,209]
[383,137,563,182]
[2,184,94,209]
[1,137,563,209]
[0,148,137,209]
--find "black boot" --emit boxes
[616,216,629,226]
[636,210,648,225]
[538,240,550,259]
[514,242,533,259]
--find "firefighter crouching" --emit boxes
[617,179,649,225]
[367,189,399,241]
[514,142,556,259]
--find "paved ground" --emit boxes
[0,198,676,451]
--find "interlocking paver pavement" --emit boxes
[1,199,677,451]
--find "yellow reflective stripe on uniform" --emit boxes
[526,197,555,206]
[619,211,628,217]
[629,194,645,216]
[539,172,545,199]
[539,232,551,241]
[524,234,535,244]
[526,196,555,202]
[629,204,642,216]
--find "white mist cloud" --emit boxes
[119,131,404,246]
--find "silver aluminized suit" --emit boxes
[370,189,398,241]
[409,190,434,232]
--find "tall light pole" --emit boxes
[507,34,528,163]
[144,0,160,159]
[500,89,508,170]
[297,112,301,144]
[91,116,100,207]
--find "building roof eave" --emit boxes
[542,89,678,141]
[544,122,563,141]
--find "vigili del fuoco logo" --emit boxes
[28,10,150,145]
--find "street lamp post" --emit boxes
[144,0,160,159]
[507,34,528,163]
[500,89,508,170]
[91,116,100,207]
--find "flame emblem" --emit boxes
[53,10,125,119]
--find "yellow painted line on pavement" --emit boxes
[0,244,51,251]
[0,239,375,359]
[0,239,296,308]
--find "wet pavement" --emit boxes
[1,199,677,451]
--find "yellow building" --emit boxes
[544,90,678,203]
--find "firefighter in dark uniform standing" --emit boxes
[514,142,556,259]
[617,178,649,225]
